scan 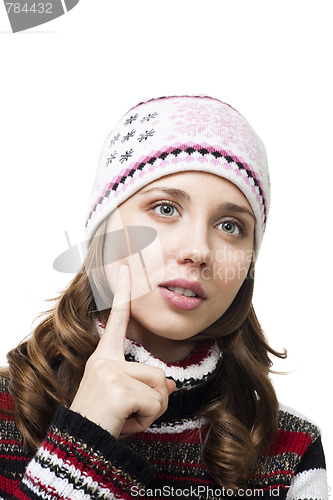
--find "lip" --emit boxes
[158,286,205,311]
[158,278,206,311]
[159,279,206,299]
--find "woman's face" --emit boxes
[103,171,255,343]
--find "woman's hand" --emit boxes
[70,265,175,439]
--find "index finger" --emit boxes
[96,264,131,360]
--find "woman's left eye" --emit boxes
[216,221,241,235]
[152,203,180,217]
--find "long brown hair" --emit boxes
[0,218,286,491]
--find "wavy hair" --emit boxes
[0,218,286,491]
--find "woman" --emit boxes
[0,95,328,499]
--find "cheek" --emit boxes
[103,230,166,300]
[212,256,251,296]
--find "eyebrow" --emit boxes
[220,202,257,223]
[141,187,191,201]
[140,187,256,222]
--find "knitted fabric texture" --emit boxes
[96,318,222,392]
[85,95,270,255]
[0,367,328,500]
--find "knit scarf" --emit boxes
[96,318,222,394]
[96,319,222,431]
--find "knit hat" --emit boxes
[85,95,270,255]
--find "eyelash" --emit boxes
[150,200,180,217]
[220,219,247,237]
[149,201,248,237]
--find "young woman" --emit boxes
[0,95,328,499]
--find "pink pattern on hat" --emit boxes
[170,99,264,165]
[85,95,270,256]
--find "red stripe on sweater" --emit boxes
[265,429,312,455]
[24,470,71,500]
[0,477,43,500]
[97,321,215,369]
[168,339,215,368]
[42,438,115,479]
[0,393,15,420]
[0,476,21,496]
[25,466,133,500]
[124,337,215,368]
[0,438,25,447]
[256,469,293,479]
[40,438,137,491]
[0,453,29,462]
[43,432,91,462]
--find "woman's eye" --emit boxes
[217,221,240,235]
[153,204,179,217]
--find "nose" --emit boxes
[173,224,213,268]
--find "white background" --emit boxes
[1,0,332,490]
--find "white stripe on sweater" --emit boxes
[97,319,221,391]
[145,416,208,434]
[24,450,119,500]
[286,468,328,500]
[123,337,221,388]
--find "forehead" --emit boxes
[137,171,252,209]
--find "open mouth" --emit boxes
[158,285,204,310]
[164,286,199,298]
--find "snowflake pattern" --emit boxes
[122,130,135,143]
[140,112,158,123]
[138,129,155,142]
[91,100,268,239]
[105,151,117,166]
[109,133,121,147]
[119,149,134,163]
[124,114,138,126]
[171,100,264,164]
[105,110,157,169]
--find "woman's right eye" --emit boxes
[152,203,180,217]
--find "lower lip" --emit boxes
[158,286,204,310]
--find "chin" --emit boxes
[153,328,200,341]
[129,290,222,341]
[129,311,208,341]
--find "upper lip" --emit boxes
[159,279,206,299]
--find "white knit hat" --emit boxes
[85,95,270,255]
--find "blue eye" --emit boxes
[153,204,179,217]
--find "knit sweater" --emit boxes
[0,338,328,500]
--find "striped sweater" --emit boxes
[0,338,328,500]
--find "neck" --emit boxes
[126,317,197,363]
